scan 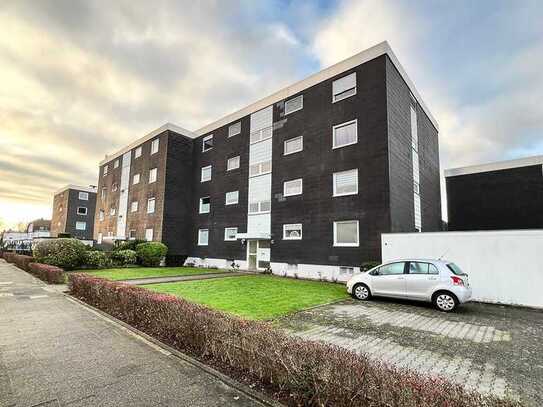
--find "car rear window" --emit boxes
[447,263,466,276]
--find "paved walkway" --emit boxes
[0,260,267,407]
[122,271,251,285]
[280,298,542,406]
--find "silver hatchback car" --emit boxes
[346,259,472,312]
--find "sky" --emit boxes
[0,0,542,230]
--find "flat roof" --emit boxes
[100,41,437,166]
[54,184,97,195]
[445,155,543,177]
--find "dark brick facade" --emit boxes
[51,188,96,240]
[446,164,543,231]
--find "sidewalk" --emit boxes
[0,260,268,407]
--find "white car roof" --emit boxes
[382,259,452,266]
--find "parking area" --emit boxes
[278,298,543,406]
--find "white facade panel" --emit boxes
[247,213,271,235]
[250,106,273,132]
[116,151,131,238]
[248,174,272,202]
[382,230,543,308]
[249,138,273,164]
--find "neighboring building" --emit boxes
[95,41,441,279]
[26,218,51,239]
[51,185,97,240]
[446,155,543,231]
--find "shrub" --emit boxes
[68,274,518,407]
[135,242,167,267]
[361,260,381,271]
[13,254,34,271]
[33,238,87,270]
[110,249,137,266]
[114,239,146,252]
[3,252,15,263]
[83,250,110,269]
[28,263,65,284]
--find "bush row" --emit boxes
[68,273,517,407]
[28,263,65,284]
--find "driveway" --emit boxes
[279,297,542,406]
[0,260,269,407]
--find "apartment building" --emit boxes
[51,185,97,240]
[94,41,441,279]
[446,155,543,231]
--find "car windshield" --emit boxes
[447,263,467,276]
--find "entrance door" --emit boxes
[248,240,258,270]
[247,240,271,271]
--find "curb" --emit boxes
[65,293,284,407]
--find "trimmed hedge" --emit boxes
[110,249,137,266]
[28,263,65,284]
[68,274,518,407]
[136,242,167,266]
[33,238,87,270]
[3,252,16,263]
[83,250,110,269]
[13,254,34,271]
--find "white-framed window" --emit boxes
[135,146,142,158]
[339,266,355,275]
[283,224,302,240]
[97,232,103,244]
[201,165,212,182]
[228,122,241,137]
[249,160,271,177]
[101,187,107,200]
[131,201,138,212]
[147,197,156,214]
[99,210,105,221]
[129,230,136,239]
[284,136,303,155]
[198,229,209,246]
[202,134,213,152]
[145,228,154,241]
[248,200,271,214]
[151,138,159,154]
[333,220,359,247]
[283,178,303,197]
[414,181,420,195]
[110,207,116,216]
[112,183,118,192]
[225,190,239,205]
[76,221,86,231]
[149,168,157,183]
[333,120,357,149]
[114,159,119,169]
[333,169,358,197]
[78,192,89,201]
[199,197,210,214]
[249,126,272,144]
[227,156,240,171]
[103,165,108,176]
[224,227,238,241]
[133,173,140,185]
[77,207,87,216]
[285,95,303,115]
[332,72,356,102]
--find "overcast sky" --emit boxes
[1,0,542,230]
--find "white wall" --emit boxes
[382,230,543,308]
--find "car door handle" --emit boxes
[428,277,438,280]
[397,277,405,280]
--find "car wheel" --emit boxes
[352,284,371,301]
[433,291,458,312]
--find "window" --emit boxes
[227,156,240,171]
[199,197,210,214]
[129,230,136,239]
[135,146,142,158]
[409,262,439,275]
[149,168,157,183]
[147,197,156,213]
[76,221,86,231]
[228,122,241,137]
[249,161,271,177]
[133,173,140,185]
[283,178,303,197]
[131,201,138,212]
[145,228,154,241]
[110,207,116,216]
[78,192,89,200]
[225,191,239,205]
[413,181,420,195]
[283,224,302,240]
[224,227,238,241]
[333,120,357,149]
[101,187,107,200]
[151,138,159,154]
[97,232,103,244]
[201,165,212,182]
[99,210,105,221]
[77,207,87,216]
[103,165,108,176]
[285,95,303,115]
[333,220,359,247]
[333,169,358,196]
[332,72,356,102]
[284,136,303,155]
[198,229,209,246]
[112,183,118,192]
[339,266,355,275]
[202,134,213,152]
[250,126,272,144]
[114,159,119,169]
[378,262,406,276]
[248,200,271,214]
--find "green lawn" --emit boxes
[143,275,348,320]
[82,267,225,281]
